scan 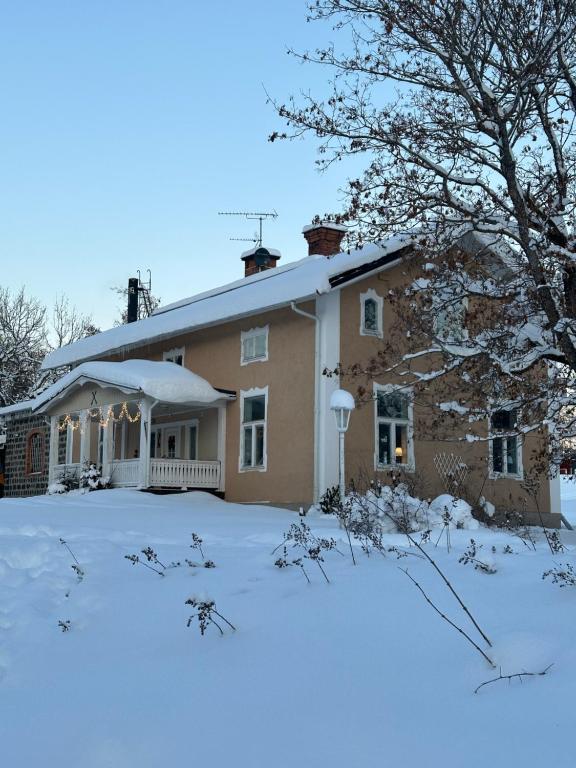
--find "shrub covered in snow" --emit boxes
[346,484,480,535]
[79,462,109,491]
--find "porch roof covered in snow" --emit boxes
[31,360,235,414]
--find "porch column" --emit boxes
[79,410,90,466]
[138,399,152,488]
[101,418,114,483]
[48,415,59,484]
[217,404,226,492]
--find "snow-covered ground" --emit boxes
[1,487,575,767]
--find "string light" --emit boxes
[57,402,141,432]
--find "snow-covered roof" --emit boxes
[42,235,414,370]
[0,399,35,418]
[31,360,228,412]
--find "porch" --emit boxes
[34,360,234,492]
[57,458,222,490]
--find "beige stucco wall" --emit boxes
[106,305,316,505]
[339,267,552,518]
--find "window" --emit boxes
[241,326,268,365]
[360,289,383,338]
[375,386,413,469]
[26,430,44,475]
[189,425,198,460]
[490,409,522,477]
[163,347,184,366]
[433,295,468,342]
[240,387,267,470]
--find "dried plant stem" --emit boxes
[401,568,495,668]
[212,609,236,632]
[474,664,553,694]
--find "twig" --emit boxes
[212,609,237,632]
[474,664,553,694]
[401,568,495,667]
[59,537,80,566]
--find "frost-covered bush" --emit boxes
[79,462,109,491]
[348,484,479,535]
[49,468,80,494]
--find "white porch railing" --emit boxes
[150,459,221,489]
[109,459,140,487]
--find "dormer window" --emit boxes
[163,347,184,366]
[360,289,383,338]
[241,326,269,365]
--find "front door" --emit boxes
[163,428,180,459]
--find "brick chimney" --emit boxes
[302,222,347,257]
[241,245,281,278]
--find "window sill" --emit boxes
[376,463,415,473]
[489,471,523,481]
[239,464,267,473]
[240,356,268,366]
[360,329,383,339]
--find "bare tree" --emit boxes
[50,295,99,350]
[0,288,99,406]
[272,0,576,456]
[0,287,46,406]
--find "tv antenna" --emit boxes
[218,210,278,247]
[136,269,153,318]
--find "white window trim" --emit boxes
[239,386,268,472]
[360,288,384,338]
[373,383,415,472]
[240,325,269,365]
[488,408,524,480]
[163,346,185,365]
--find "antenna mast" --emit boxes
[218,210,278,246]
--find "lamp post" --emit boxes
[330,389,355,503]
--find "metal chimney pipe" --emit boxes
[127,277,139,323]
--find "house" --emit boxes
[0,222,562,526]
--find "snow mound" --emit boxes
[349,484,479,533]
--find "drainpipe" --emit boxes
[290,301,320,503]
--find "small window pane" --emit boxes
[244,395,265,422]
[378,423,391,465]
[377,392,409,420]
[506,437,518,474]
[394,424,408,464]
[364,299,378,331]
[254,334,267,357]
[189,426,197,460]
[243,426,253,466]
[492,437,504,473]
[167,434,176,459]
[255,425,264,466]
[491,410,516,431]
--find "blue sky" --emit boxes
[0,1,362,330]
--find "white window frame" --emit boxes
[163,346,185,366]
[374,383,415,471]
[239,386,268,472]
[488,408,523,480]
[240,326,269,365]
[360,289,384,338]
